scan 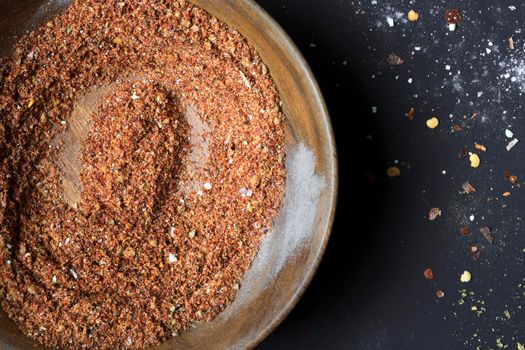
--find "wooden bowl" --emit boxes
[0,0,337,349]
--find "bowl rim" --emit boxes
[237,0,339,348]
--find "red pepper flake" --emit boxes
[428,207,441,221]
[474,143,487,152]
[504,171,519,184]
[406,107,415,120]
[480,226,494,245]
[471,245,478,253]
[503,191,511,197]
[424,268,434,280]
[445,9,461,24]
[462,181,476,194]
[458,146,469,159]
[460,227,471,236]
[452,124,463,132]
[436,290,445,298]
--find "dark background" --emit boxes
[256,1,525,349]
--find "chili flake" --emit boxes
[424,268,434,280]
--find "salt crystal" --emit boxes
[486,48,492,54]
[371,106,378,114]
[371,0,377,4]
[387,17,395,27]
[448,23,456,32]
[509,5,517,11]
[408,78,413,84]
[131,92,139,100]
[52,276,57,283]
[506,138,519,151]
[6,243,12,249]
[168,253,177,263]
[203,182,212,190]
[469,214,475,221]
[70,269,78,279]
[170,226,176,237]
[445,65,451,70]
[505,129,514,138]
[6,260,11,265]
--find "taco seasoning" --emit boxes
[0,1,286,349]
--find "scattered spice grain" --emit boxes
[460,227,471,236]
[407,10,420,22]
[386,166,401,177]
[424,268,435,280]
[480,226,494,244]
[462,181,476,194]
[428,207,442,221]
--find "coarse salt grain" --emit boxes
[168,253,177,263]
[506,138,519,151]
[203,182,212,190]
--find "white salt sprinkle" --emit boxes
[386,17,395,27]
[70,269,78,279]
[168,253,177,263]
[219,144,326,317]
[505,129,514,138]
[203,182,212,190]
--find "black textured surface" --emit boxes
[256,1,525,349]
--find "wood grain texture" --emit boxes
[0,1,337,349]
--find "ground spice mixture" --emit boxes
[0,1,286,349]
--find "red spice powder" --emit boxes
[0,0,286,349]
